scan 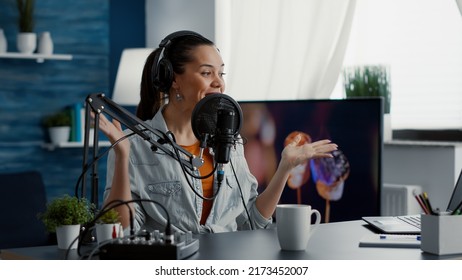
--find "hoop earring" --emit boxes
[175,90,183,101]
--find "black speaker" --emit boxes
[151,30,206,92]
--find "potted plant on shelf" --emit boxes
[16,0,36,54]
[95,208,121,244]
[43,110,71,145]
[38,195,94,249]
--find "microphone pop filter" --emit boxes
[191,94,243,142]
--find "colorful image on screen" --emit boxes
[239,98,383,223]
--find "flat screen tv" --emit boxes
[238,98,383,223]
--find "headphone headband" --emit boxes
[159,30,204,48]
[152,30,207,92]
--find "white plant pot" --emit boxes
[17,32,37,54]
[48,126,70,144]
[95,223,121,244]
[56,224,81,250]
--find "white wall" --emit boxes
[383,142,462,211]
[145,0,215,47]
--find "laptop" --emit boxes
[362,168,462,234]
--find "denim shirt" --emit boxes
[104,106,272,234]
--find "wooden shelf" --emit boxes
[0,52,73,63]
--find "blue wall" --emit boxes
[0,0,145,205]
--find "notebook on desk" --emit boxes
[362,168,462,234]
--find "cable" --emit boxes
[64,229,83,260]
[163,130,217,179]
[98,199,135,238]
[75,128,174,200]
[162,130,225,201]
[230,157,254,230]
[77,104,248,234]
[73,198,172,259]
[74,131,137,199]
[76,116,225,202]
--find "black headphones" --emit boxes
[151,30,206,92]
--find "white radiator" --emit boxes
[381,184,423,216]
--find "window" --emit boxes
[331,0,462,130]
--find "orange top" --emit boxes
[182,142,214,225]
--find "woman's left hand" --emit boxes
[280,133,338,171]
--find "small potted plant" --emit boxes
[38,195,94,249]
[16,0,36,53]
[343,64,392,140]
[343,65,391,114]
[43,110,72,144]
[95,208,121,244]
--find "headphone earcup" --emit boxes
[153,57,173,92]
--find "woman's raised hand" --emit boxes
[280,133,338,170]
[91,112,130,155]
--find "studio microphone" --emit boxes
[215,108,236,163]
[214,108,237,183]
[191,94,243,185]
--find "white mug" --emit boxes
[276,204,321,251]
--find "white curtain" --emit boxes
[215,0,356,101]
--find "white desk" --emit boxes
[1,220,461,260]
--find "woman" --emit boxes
[98,31,337,234]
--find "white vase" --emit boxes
[95,223,121,244]
[38,31,53,55]
[0,29,7,53]
[48,126,71,144]
[56,224,81,250]
[16,32,36,54]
